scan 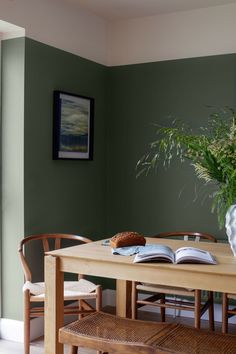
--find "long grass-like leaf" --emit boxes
[136,108,236,229]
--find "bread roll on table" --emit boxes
[110,231,146,248]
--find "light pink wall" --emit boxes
[0,0,108,65]
[108,3,236,65]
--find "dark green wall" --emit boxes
[1,38,109,320]
[2,38,236,321]
[107,55,236,240]
[23,38,113,298]
[24,38,107,238]
[23,38,114,300]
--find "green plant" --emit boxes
[137,108,236,228]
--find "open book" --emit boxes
[133,244,217,264]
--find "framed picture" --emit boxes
[53,90,94,160]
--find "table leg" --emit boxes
[116,280,132,318]
[45,255,64,354]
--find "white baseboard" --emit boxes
[0,318,24,342]
[0,289,235,342]
[0,316,44,343]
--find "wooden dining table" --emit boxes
[44,237,236,354]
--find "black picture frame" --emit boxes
[53,90,94,160]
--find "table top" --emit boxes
[47,237,236,276]
[46,238,236,294]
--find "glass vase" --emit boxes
[225,204,236,256]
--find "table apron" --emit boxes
[59,257,236,293]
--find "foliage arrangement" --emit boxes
[137,108,236,228]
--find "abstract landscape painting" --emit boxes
[53,91,94,160]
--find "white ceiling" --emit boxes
[66,0,236,20]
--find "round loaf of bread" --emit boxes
[110,231,146,248]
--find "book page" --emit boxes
[175,247,217,264]
[133,244,174,263]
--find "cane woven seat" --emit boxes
[60,311,171,344]
[154,324,236,353]
[59,312,236,354]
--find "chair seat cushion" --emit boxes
[23,279,98,301]
[137,283,194,296]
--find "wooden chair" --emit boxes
[18,233,102,354]
[222,293,236,333]
[59,311,236,354]
[131,231,217,330]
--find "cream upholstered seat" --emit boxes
[222,293,236,333]
[131,231,217,330]
[136,283,194,296]
[23,278,99,300]
[18,233,102,354]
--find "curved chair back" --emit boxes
[132,230,217,330]
[18,233,91,282]
[18,233,101,354]
[152,231,217,243]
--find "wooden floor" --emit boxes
[0,307,236,354]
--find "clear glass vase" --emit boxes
[225,204,236,256]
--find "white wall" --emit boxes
[1,37,25,320]
[0,20,24,39]
[0,0,108,65]
[108,3,236,66]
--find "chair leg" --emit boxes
[78,300,83,320]
[208,291,215,331]
[222,293,228,334]
[24,290,31,354]
[96,285,102,311]
[194,289,201,329]
[160,294,166,322]
[70,346,77,354]
[131,282,138,319]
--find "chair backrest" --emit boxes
[152,231,217,243]
[18,233,92,282]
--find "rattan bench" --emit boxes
[59,311,236,354]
